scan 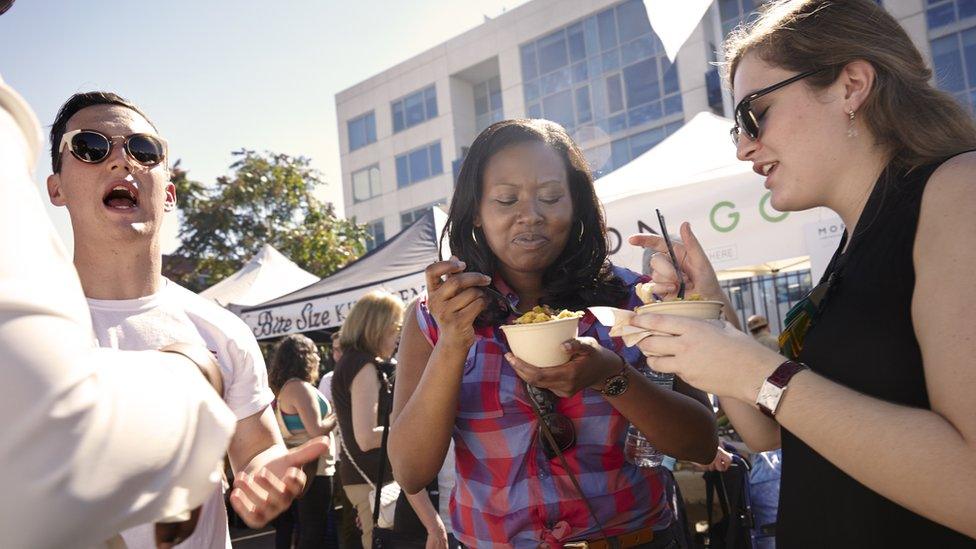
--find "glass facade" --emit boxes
[352,165,381,203]
[392,85,438,133]
[474,76,504,132]
[365,219,386,252]
[585,120,684,177]
[928,1,976,111]
[718,0,764,36]
[400,205,434,229]
[927,0,976,29]
[519,0,682,177]
[709,1,766,115]
[395,142,444,188]
[347,111,376,151]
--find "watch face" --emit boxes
[756,381,785,413]
[604,374,629,397]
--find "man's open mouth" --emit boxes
[103,182,139,210]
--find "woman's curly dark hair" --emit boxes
[269,334,320,394]
[443,118,629,324]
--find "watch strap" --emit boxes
[768,360,807,388]
[758,360,808,417]
[596,355,629,395]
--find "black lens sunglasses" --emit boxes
[57,129,168,171]
[730,68,827,146]
[524,382,576,460]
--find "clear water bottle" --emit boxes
[625,367,675,468]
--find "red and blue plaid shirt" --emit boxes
[416,266,672,548]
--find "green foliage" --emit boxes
[170,150,366,292]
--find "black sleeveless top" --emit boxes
[332,349,394,486]
[777,157,976,547]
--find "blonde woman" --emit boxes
[631,0,976,546]
[331,290,404,547]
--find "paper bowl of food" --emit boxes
[633,283,724,319]
[500,306,584,368]
[634,299,725,319]
[632,286,724,356]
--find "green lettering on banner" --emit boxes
[759,192,789,222]
[710,201,740,233]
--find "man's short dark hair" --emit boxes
[50,91,158,173]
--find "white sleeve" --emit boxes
[0,81,237,549]
[221,331,275,420]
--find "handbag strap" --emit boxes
[704,470,732,532]
[336,427,375,491]
[526,383,618,549]
[372,362,395,523]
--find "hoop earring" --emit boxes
[472,227,479,245]
[577,220,585,242]
[847,108,858,139]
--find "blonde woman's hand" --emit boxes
[631,313,783,401]
[425,518,449,549]
[629,222,722,301]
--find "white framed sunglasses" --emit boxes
[57,128,168,170]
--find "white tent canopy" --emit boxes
[237,209,449,340]
[597,112,842,280]
[199,244,320,307]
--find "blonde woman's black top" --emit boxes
[778,156,976,547]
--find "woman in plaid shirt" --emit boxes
[390,119,717,548]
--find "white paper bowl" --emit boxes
[634,300,724,357]
[500,316,581,368]
[634,300,724,319]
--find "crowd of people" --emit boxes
[2,0,976,548]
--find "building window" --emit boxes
[474,76,504,132]
[365,219,386,252]
[395,142,443,187]
[928,1,976,112]
[706,68,723,113]
[400,205,434,229]
[718,0,764,36]
[927,0,976,30]
[586,120,683,177]
[392,85,438,133]
[352,165,381,203]
[520,0,682,141]
[347,112,376,151]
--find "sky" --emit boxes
[0,0,530,254]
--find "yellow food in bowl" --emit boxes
[634,282,704,305]
[514,305,584,324]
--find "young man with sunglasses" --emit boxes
[46,91,327,549]
[1,74,241,548]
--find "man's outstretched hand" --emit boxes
[229,437,329,528]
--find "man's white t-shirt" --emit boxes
[315,371,338,475]
[88,279,274,549]
[317,370,333,404]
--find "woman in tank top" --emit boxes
[269,334,338,549]
[628,1,976,546]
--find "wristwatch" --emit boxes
[756,360,808,418]
[596,356,630,397]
